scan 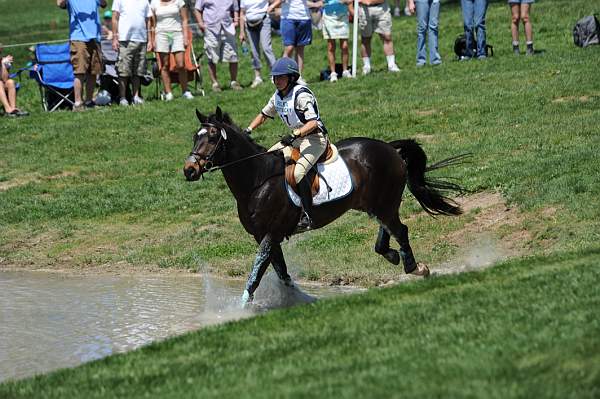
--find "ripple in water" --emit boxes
[0,270,352,382]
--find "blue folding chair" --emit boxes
[30,42,75,112]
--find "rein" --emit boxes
[189,122,280,174]
[205,148,280,173]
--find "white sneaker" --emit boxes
[162,92,174,101]
[182,91,194,100]
[329,71,338,82]
[393,7,401,17]
[388,64,400,73]
[362,65,371,75]
[251,76,263,88]
[342,69,352,78]
[211,82,222,92]
[404,6,411,16]
[132,95,144,105]
[119,98,129,106]
[230,81,242,90]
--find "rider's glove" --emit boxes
[279,134,295,147]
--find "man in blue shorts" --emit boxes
[270,0,313,80]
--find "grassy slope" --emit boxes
[1,0,600,396]
[2,249,599,398]
[1,0,599,284]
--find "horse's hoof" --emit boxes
[410,263,430,278]
[240,290,254,308]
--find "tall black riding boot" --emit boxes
[297,178,314,230]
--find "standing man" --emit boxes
[112,0,152,106]
[57,0,107,111]
[460,0,489,60]
[194,0,242,92]
[358,0,400,75]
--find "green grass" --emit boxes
[2,0,599,282]
[1,0,600,396]
[2,248,599,398]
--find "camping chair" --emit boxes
[151,29,204,98]
[29,42,75,112]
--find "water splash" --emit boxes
[437,235,508,275]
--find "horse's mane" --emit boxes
[209,111,267,154]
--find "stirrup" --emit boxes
[297,211,313,230]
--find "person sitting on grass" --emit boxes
[0,53,29,117]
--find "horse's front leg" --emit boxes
[241,234,274,307]
[271,243,294,287]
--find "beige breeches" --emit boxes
[269,132,327,182]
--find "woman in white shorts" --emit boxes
[508,0,535,55]
[150,0,193,100]
[315,0,353,82]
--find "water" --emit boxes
[0,271,354,382]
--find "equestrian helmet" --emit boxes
[271,58,300,78]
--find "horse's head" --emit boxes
[184,107,232,181]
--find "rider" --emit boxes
[244,57,328,230]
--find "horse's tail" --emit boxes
[388,139,469,216]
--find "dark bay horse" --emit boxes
[184,107,465,306]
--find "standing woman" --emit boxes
[509,0,535,55]
[407,0,441,66]
[149,0,193,101]
[239,0,278,88]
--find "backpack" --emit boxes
[454,34,494,59]
[573,15,600,47]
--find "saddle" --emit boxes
[285,141,337,195]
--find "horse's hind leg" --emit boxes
[271,243,294,287]
[385,216,430,277]
[374,226,400,265]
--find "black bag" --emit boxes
[319,63,352,81]
[454,34,494,59]
[573,15,600,47]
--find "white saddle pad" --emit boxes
[286,155,354,207]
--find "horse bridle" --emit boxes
[188,122,227,173]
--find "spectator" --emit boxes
[270,0,313,80]
[102,10,114,40]
[460,0,488,60]
[239,0,277,88]
[0,54,28,117]
[509,0,535,55]
[57,0,108,111]
[358,0,400,75]
[392,0,410,17]
[150,0,193,101]
[313,0,352,82]
[112,0,152,105]
[194,0,242,92]
[407,0,441,66]
[243,58,328,230]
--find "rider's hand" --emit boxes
[280,134,295,147]
[243,127,252,135]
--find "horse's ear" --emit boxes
[215,106,223,122]
[222,112,233,126]
[196,109,208,124]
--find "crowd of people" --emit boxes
[0,0,537,116]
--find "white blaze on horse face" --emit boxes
[197,128,208,136]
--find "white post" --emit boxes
[351,0,360,77]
